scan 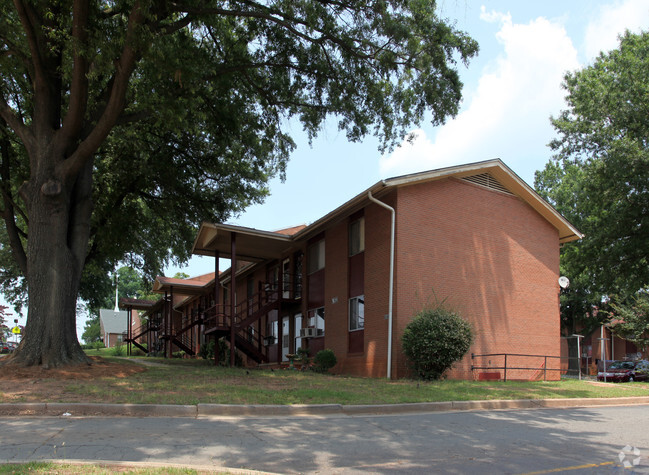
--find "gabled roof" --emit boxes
[296,159,583,244]
[191,159,583,262]
[99,309,128,334]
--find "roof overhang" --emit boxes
[152,277,209,296]
[192,222,294,261]
[119,298,156,311]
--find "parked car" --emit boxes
[597,360,649,382]
[6,341,18,352]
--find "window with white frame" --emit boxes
[349,217,365,256]
[265,320,278,345]
[307,239,325,274]
[307,307,325,336]
[349,296,365,331]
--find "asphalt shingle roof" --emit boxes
[99,309,128,334]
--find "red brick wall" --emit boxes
[360,193,395,377]
[325,193,395,377]
[322,220,348,370]
[200,176,562,380]
[392,178,560,380]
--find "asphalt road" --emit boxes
[1,405,648,474]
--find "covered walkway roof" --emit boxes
[192,222,296,261]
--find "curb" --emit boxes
[0,397,648,418]
[0,459,280,475]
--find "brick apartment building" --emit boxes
[125,159,582,380]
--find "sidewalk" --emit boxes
[2,396,648,418]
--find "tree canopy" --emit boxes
[0,0,478,367]
[609,295,649,355]
[535,30,649,333]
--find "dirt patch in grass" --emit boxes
[0,356,145,403]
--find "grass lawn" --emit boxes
[0,462,229,474]
[7,354,642,405]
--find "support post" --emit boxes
[214,250,220,366]
[277,266,283,363]
[127,306,132,356]
[504,354,508,382]
[230,233,237,367]
[168,287,174,359]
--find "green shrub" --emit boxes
[111,341,125,356]
[297,347,310,365]
[130,347,146,357]
[198,340,216,360]
[401,305,473,380]
[198,338,243,366]
[93,341,105,351]
[313,348,337,373]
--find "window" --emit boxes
[266,266,279,291]
[349,217,365,256]
[349,296,365,331]
[282,258,291,297]
[307,307,325,336]
[307,239,325,274]
[266,320,278,345]
[294,252,303,299]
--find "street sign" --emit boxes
[11,326,20,334]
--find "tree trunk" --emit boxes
[7,160,93,368]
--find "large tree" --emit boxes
[535,30,649,334]
[0,1,478,367]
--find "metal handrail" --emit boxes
[471,353,577,382]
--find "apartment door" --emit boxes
[281,316,290,361]
[294,313,303,352]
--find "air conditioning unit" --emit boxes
[300,328,317,338]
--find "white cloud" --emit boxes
[584,0,649,60]
[379,9,579,182]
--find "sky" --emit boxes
[167,0,649,277]
[3,0,649,338]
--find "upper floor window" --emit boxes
[349,295,365,331]
[308,307,325,336]
[349,217,365,256]
[294,252,304,299]
[307,239,325,274]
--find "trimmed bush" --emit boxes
[313,348,337,373]
[402,305,473,380]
